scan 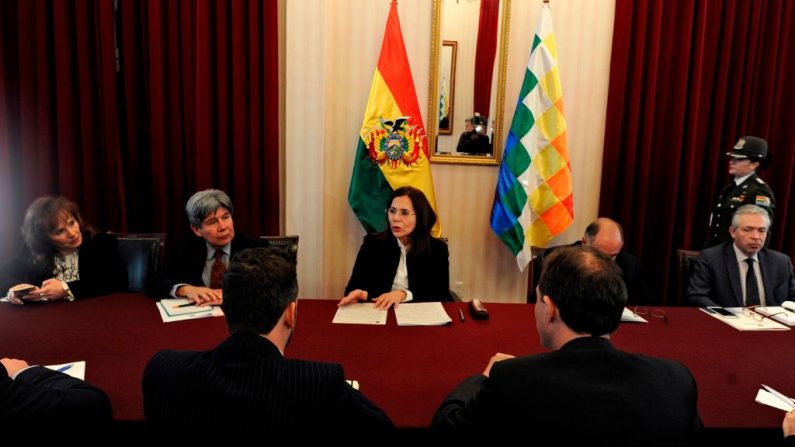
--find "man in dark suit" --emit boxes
[433,246,702,445]
[146,189,265,305]
[1,357,111,432]
[705,136,775,248]
[688,204,795,308]
[534,218,653,305]
[143,247,392,443]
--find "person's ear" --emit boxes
[284,301,297,330]
[541,295,557,322]
[190,225,203,237]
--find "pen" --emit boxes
[175,302,197,308]
[56,364,72,373]
[458,309,465,322]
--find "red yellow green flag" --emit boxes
[348,1,440,237]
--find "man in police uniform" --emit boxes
[705,136,774,248]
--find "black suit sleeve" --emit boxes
[686,254,719,308]
[432,373,495,440]
[328,373,394,439]
[69,233,128,298]
[0,246,38,293]
[146,236,203,298]
[344,236,395,298]
[0,365,111,421]
[409,239,451,301]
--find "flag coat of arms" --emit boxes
[348,1,441,237]
[490,4,573,270]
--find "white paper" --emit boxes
[701,307,790,331]
[346,379,360,390]
[621,308,648,323]
[394,302,452,326]
[157,299,223,323]
[45,361,86,380]
[332,303,387,325]
[753,306,795,326]
[755,388,794,412]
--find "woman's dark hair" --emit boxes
[380,186,437,255]
[21,196,86,269]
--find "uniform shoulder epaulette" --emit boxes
[755,177,766,184]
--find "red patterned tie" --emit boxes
[210,250,226,289]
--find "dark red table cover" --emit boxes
[0,294,791,428]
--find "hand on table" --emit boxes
[177,285,222,306]
[372,291,407,310]
[338,289,368,307]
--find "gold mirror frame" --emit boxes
[428,0,511,166]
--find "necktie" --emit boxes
[210,250,226,289]
[744,258,760,306]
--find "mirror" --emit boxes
[438,41,457,135]
[428,0,511,166]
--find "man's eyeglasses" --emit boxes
[632,306,667,324]
[386,208,415,218]
[742,306,786,323]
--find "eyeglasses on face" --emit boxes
[386,207,415,217]
[632,306,667,324]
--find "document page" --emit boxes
[332,303,387,325]
[394,302,452,326]
[45,361,86,380]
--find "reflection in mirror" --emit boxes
[429,0,510,166]
[438,41,456,135]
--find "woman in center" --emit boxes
[339,186,451,310]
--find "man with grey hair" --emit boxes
[146,189,265,305]
[688,204,795,307]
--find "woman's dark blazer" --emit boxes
[344,234,451,302]
[0,231,128,298]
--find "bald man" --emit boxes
[534,218,654,305]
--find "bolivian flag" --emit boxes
[348,1,441,237]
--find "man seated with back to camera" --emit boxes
[534,217,653,305]
[1,356,111,437]
[688,204,795,308]
[143,247,392,443]
[146,189,266,305]
[433,246,702,445]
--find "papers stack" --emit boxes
[755,384,794,411]
[157,299,224,323]
[394,302,452,326]
[332,303,387,325]
[700,307,790,331]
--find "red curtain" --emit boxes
[0,0,127,254]
[0,0,279,254]
[601,0,795,304]
[472,0,500,119]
